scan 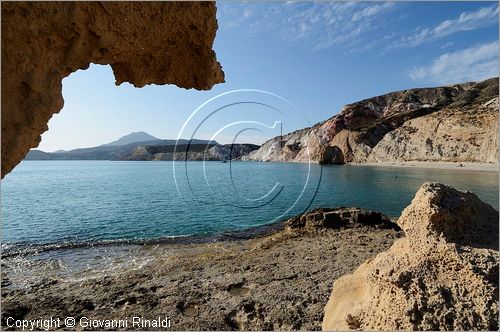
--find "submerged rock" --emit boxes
[1,208,402,331]
[322,182,499,331]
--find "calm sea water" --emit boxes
[2,161,499,250]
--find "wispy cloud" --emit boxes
[408,41,499,85]
[388,5,498,50]
[351,2,393,22]
[218,2,396,52]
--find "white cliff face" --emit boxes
[242,126,320,162]
[366,100,499,163]
[244,78,499,165]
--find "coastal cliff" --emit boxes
[245,78,499,165]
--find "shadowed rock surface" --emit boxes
[323,182,499,331]
[245,78,499,165]
[1,2,224,177]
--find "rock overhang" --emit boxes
[1,1,225,177]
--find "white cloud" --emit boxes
[218,2,395,52]
[440,41,454,50]
[408,41,499,84]
[389,5,498,49]
[219,3,498,56]
[352,2,393,22]
[243,8,252,18]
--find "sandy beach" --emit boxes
[354,161,499,172]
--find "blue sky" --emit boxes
[39,1,499,152]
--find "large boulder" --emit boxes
[323,182,499,331]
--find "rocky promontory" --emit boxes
[25,140,260,162]
[245,78,499,165]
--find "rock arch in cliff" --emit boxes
[1,2,225,177]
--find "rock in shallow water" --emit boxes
[286,207,400,231]
[322,182,499,331]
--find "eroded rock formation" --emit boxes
[246,78,499,165]
[1,2,224,177]
[322,182,499,331]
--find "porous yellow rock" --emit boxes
[323,182,499,331]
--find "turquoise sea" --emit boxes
[2,161,499,253]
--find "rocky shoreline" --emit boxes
[1,220,288,260]
[2,208,402,331]
[2,185,498,331]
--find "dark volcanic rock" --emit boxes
[319,146,345,164]
[286,207,400,231]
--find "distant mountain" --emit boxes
[101,132,159,146]
[24,150,53,160]
[123,143,260,161]
[25,133,228,161]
